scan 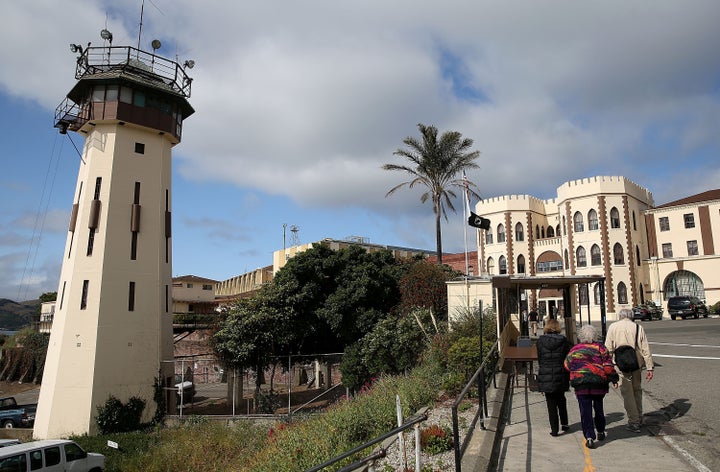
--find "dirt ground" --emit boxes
[0,381,40,397]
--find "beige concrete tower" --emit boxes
[34,34,194,438]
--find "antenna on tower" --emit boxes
[137,0,145,51]
[290,225,300,246]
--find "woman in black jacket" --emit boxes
[536,318,571,436]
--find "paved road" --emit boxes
[637,316,720,471]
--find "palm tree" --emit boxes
[383,123,481,264]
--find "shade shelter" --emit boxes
[492,274,607,343]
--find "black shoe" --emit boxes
[550,431,559,437]
[561,425,570,432]
[597,431,606,441]
[586,438,596,449]
[626,424,641,433]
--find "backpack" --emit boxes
[614,324,640,373]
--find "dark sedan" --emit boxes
[632,302,663,321]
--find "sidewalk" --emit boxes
[494,379,700,471]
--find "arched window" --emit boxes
[564,249,569,269]
[547,226,555,237]
[497,224,506,243]
[593,283,601,305]
[610,207,621,228]
[663,269,706,300]
[636,245,641,266]
[574,211,584,232]
[515,222,524,242]
[556,224,561,236]
[576,246,587,267]
[591,244,602,266]
[562,216,566,235]
[617,282,628,304]
[485,231,493,244]
[632,211,637,231]
[517,255,526,274]
[613,243,624,264]
[535,224,540,239]
[541,226,545,238]
[487,257,495,275]
[499,256,507,274]
[588,209,599,230]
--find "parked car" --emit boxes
[632,301,663,321]
[175,374,195,405]
[667,296,708,320]
[0,439,104,472]
[0,408,33,428]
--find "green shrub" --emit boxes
[255,389,281,414]
[96,395,146,434]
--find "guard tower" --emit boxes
[34,32,194,438]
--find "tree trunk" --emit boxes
[434,199,443,264]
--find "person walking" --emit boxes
[605,308,654,433]
[536,319,571,437]
[564,324,619,449]
[528,307,539,337]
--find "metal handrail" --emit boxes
[304,408,429,472]
[451,341,499,472]
[290,383,343,416]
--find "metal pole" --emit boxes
[415,422,421,472]
[396,395,406,471]
[288,354,292,419]
[179,359,185,418]
[232,366,236,417]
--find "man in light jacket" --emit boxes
[605,308,654,433]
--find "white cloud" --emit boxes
[2,0,720,296]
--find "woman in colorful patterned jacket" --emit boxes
[563,324,619,449]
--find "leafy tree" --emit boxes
[38,292,57,303]
[269,244,404,353]
[398,259,460,319]
[212,287,292,393]
[383,123,481,264]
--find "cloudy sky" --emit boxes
[1,0,719,301]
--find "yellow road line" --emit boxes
[582,439,596,472]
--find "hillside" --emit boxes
[0,298,40,331]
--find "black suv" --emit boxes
[667,296,708,320]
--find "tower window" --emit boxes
[80,280,89,310]
[128,281,136,311]
[135,142,145,154]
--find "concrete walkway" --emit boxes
[460,362,712,472]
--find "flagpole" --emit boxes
[462,172,470,308]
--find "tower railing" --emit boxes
[74,46,193,98]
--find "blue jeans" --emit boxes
[576,394,606,440]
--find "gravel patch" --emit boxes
[371,396,479,471]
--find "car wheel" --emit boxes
[671,315,676,320]
[2,420,14,429]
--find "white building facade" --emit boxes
[450,176,657,322]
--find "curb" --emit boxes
[460,371,511,472]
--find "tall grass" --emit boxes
[73,364,443,471]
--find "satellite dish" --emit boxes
[100,29,113,43]
[151,39,161,51]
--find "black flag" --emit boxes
[468,211,491,230]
